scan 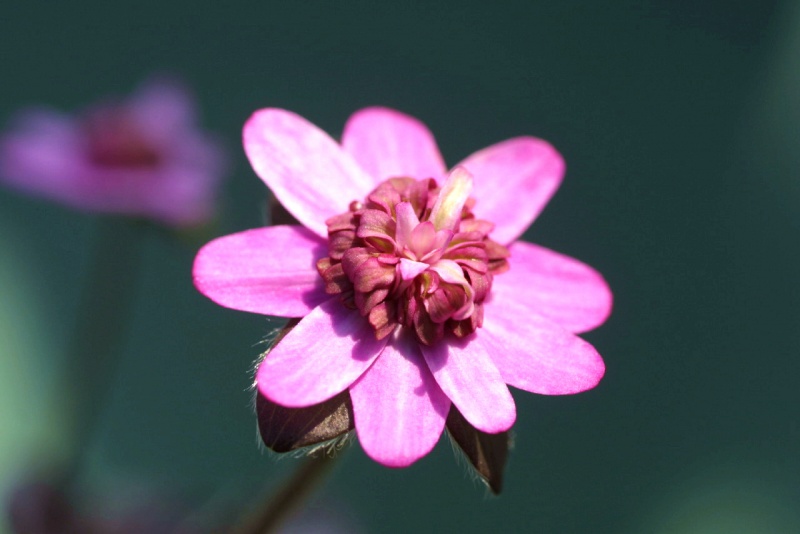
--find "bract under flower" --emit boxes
[0,78,226,227]
[193,106,612,468]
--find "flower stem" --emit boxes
[231,452,338,534]
[61,218,146,480]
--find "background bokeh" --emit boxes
[2,1,799,532]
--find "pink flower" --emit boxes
[193,107,612,467]
[0,78,226,227]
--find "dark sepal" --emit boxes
[446,405,511,494]
[256,389,355,453]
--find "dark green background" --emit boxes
[1,1,798,532]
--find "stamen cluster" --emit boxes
[316,176,510,346]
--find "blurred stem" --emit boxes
[62,217,146,480]
[231,453,337,534]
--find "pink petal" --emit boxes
[420,335,516,433]
[356,209,397,249]
[193,226,329,317]
[429,166,474,232]
[351,330,450,467]
[431,259,471,286]
[458,137,564,244]
[243,109,375,237]
[493,241,612,333]
[0,109,84,199]
[419,228,454,264]
[257,298,388,407]
[341,107,447,183]
[398,258,429,281]
[482,298,605,395]
[394,202,420,250]
[133,165,220,227]
[408,221,437,259]
[128,77,196,143]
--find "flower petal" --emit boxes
[421,335,516,433]
[128,77,196,142]
[193,226,329,317]
[394,202,420,250]
[257,298,388,407]
[351,330,450,467]
[482,297,605,395]
[341,107,447,183]
[0,109,84,201]
[398,258,428,281]
[493,241,612,333]
[243,109,375,237]
[458,137,564,244]
[429,166,474,232]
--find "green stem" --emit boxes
[61,218,146,479]
[231,453,338,534]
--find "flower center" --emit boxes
[84,106,162,168]
[316,168,510,346]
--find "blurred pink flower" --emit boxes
[0,78,226,226]
[193,107,612,467]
